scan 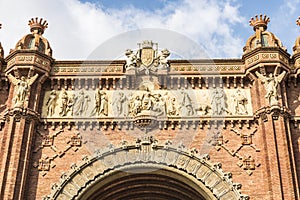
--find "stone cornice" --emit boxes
[253,105,291,121]
[51,59,246,77]
[243,47,291,72]
[4,107,40,122]
[4,50,54,75]
[51,60,125,76]
[242,46,290,60]
[42,116,256,131]
[5,49,54,64]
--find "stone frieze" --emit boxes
[41,88,252,119]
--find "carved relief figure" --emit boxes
[141,90,153,110]
[157,49,170,70]
[99,91,108,116]
[232,89,248,115]
[166,94,179,116]
[74,90,90,116]
[127,92,135,116]
[131,96,142,116]
[67,93,75,116]
[91,88,101,115]
[255,70,286,105]
[180,91,194,116]
[125,49,137,70]
[46,90,57,116]
[112,92,127,116]
[7,74,38,107]
[152,93,166,116]
[59,89,68,116]
[91,89,108,116]
[211,88,229,115]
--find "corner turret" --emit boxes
[244,14,285,53]
[0,18,54,199]
[13,17,52,56]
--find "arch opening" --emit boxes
[79,165,212,200]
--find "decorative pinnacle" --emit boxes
[296,16,300,26]
[249,14,270,31]
[28,17,48,34]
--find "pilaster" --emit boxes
[244,46,298,199]
[0,18,53,200]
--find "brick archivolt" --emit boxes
[44,138,249,200]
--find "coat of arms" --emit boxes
[140,47,155,67]
[124,40,170,75]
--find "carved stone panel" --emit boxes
[41,88,253,118]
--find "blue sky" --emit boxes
[77,0,298,44]
[82,0,178,11]
[0,0,300,59]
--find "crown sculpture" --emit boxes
[28,17,48,34]
[0,23,3,58]
[141,40,154,48]
[293,16,300,53]
[249,14,270,31]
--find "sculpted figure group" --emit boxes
[126,89,168,117]
[45,89,90,117]
[45,87,250,118]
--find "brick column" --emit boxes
[0,109,38,200]
[0,73,46,199]
[251,66,299,199]
[0,50,52,199]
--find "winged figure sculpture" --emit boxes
[7,73,39,107]
[255,70,286,105]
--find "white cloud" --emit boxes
[285,0,300,14]
[269,0,300,53]
[0,0,245,59]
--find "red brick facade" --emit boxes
[0,15,300,200]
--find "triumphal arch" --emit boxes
[0,14,300,199]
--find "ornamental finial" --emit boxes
[28,17,48,34]
[296,16,300,26]
[249,14,270,31]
